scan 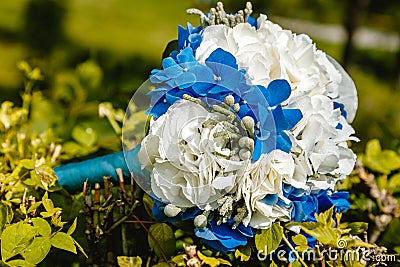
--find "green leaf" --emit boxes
[73,238,88,258]
[42,192,52,210]
[314,206,335,227]
[1,221,37,261]
[172,254,186,266]
[269,261,278,267]
[27,201,42,213]
[152,263,171,267]
[147,223,175,259]
[197,251,232,267]
[5,259,36,267]
[117,256,142,267]
[31,217,51,237]
[235,245,251,261]
[20,237,51,264]
[298,225,338,247]
[67,218,78,235]
[51,232,77,254]
[142,193,154,218]
[341,236,375,249]
[292,234,308,252]
[364,139,400,174]
[72,124,97,147]
[388,173,400,194]
[0,203,9,233]
[255,222,283,255]
[340,222,368,235]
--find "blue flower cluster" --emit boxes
[148,45,302,160]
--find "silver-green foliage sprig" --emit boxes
[187,1,253,28]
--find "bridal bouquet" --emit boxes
[135,1,358,254]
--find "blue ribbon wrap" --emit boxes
[55,145,149,193]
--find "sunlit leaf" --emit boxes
[388,173,400,194]
[292,234,308,252]
[197,251,232,267]
[117,256,142,267]
[1,221,37,261]
[51,232,77,254]
[5,259,36,267]
[32,217,51,237]
[255,222,283,255]
[315,206,335,227]
[67,218,78,235]
[364,139,400,174]
[172,254,186,266]
[340,222,368,235]
[235,245,251,261]
[20,236,51,264]
[27,201,42,213]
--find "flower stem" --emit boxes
[282,234,308,267]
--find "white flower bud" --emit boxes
[224,95,235,106]
[164,204,181,217]
[239,136,254,151]
[239,148,251,160]
[233,103,240,113]
[241,116,255,132]
[194,214,208,228]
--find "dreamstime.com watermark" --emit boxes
[257,238,398,264]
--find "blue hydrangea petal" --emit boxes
[178,25,189,50]
[175,72,196,89]
[264,79,292,107]
[262,194,278,205]
[146,99,169,118]
[177,47,196,64]
[318,191,350,213]
[334,102,347,119]
[162,57,178,69]
[247,16,257,28]
[188,34,202,49]
[206,48,238,70]
[276,132,292,153]
[282,109,303,130]
[165,88,192,104]
[272,106,289,131]
[235,224,254,237]
[194,228,233,253]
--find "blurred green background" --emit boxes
[0,0,399,152]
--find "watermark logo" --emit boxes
[337,238,347,249]
[257,243,397,264]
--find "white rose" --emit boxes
[138,100,250,209]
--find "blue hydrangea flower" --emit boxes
[284,186,350,223]
[152,199,253,253]
[195,219,253,253]
[177,23,203,51]
[151,198,201,223]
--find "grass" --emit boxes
[65,0,199,61]
[0,41,24,91]
[0,0,28,33]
